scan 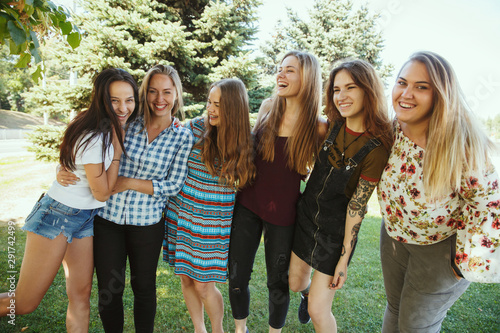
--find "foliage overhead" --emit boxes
[0,44,33,111]
[0,0,81,83]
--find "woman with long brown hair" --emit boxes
[164,78,255,333]
[228,50,328,333]
[289,59,393,332]
[0,68,137,332]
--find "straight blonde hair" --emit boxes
[403,51,494,200]
[139,64,184,130]
[254,50,323,175]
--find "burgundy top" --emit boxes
[237,136,302,226]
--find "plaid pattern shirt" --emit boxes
[99,116,193,226]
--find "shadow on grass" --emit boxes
[0,217,499,332]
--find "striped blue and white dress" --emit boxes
[163,117,236,283]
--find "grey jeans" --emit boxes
[380,221,470,333]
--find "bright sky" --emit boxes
[256,0,500,119]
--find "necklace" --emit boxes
[341,124,365,162]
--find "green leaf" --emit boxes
[67,32,81,49]
[25,4,35,17]
[59,20,72,35]
[32,64,43,84]
[49,13,59,27]
[15,52,31,68]
[30,31,40,48]
[9,39,24,54]
[0,15,7,40]
[30,42,42,63]
[7,20,27,46]
[26,0,35,5]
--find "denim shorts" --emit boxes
[22,194,98,243]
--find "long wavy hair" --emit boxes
[325,59,393,151]
[139,64,184,130]
[254,50,323,175]
[400,51,494,199]
[197,78,256,189]
[59,68,138,171]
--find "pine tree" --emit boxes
[259,0,392,81]
[30,0,261,118]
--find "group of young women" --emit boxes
[1,48,498,333]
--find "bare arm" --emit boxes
[330,177,378,290]
[85,130,124,201]
[111,177,153,195]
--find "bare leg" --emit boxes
[269,325,282,333]
[234,318,248,333]
[288,252,312,293]
[62,236,93,333]
[180,275,206,333]
[308,271,337,333]
[0,232,68,316]
[193,280,224,333]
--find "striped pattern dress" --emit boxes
[163,117,236,282]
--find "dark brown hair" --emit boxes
[59,68,138,171]
[325,59,393,151]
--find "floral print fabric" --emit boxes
[377,121,499,242]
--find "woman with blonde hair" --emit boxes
[378,51,499,332]
[164,78,255,333]
[228,50,328,333]
[289,59,393,332]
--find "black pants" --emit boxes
[93,215,164,333]
[228,203,295,329]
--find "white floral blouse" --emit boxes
[377,122,500,248]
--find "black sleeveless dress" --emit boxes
[292,121,381,275]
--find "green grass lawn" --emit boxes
[1,215,499,332]
[0,157,499,332]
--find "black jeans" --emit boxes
[228,202,295,329]
[93,215,164,333]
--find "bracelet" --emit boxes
[113,159,120,162]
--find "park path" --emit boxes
[0,141,55,223]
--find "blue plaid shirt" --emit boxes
[99,116,193,226]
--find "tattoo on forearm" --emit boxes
[348,178,377,218]
[350,222,361,249]
[339,271,345,277]
[340,245,346,257]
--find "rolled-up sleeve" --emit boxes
[152,132,193,198]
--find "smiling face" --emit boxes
[207,86,221,127]
[109,81,135,126]
[147,74,177,120]
[276,55,301,99]
[392,61,434,129]
[333,69,365,127]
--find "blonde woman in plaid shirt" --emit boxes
[58,65,193,332]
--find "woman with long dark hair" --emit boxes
[0,68,138,332]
